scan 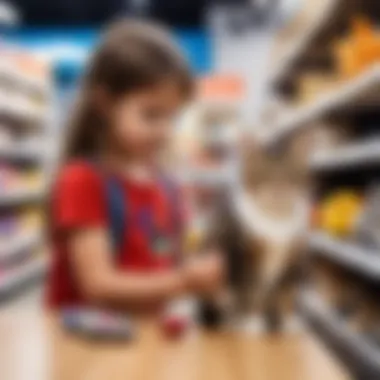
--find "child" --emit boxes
[46,20,222,313]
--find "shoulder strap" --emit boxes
[86,161,127,258]
[105,177,127,258]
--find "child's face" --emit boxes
[109,82,185,163]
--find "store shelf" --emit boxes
[0,231,42,262]
[263,65,380,145]
[300,290,380,378]
[269,0,339,87]
[0,255,48,300]
[0,189,44,207]
[310,140,380,171]
[0,61,51,96]
[309,232,380,280]
[0,96,46,124]
[0,144,44,161]
[0,44,52,308]
[270,0,380,88]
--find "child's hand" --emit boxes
[184,253,224,295]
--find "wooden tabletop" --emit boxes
[0,310,349,380]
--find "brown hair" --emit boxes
[64,19,194,159]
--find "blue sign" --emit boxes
[4,27,212,85]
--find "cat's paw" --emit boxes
[234,316,266,336]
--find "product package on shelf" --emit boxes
[335,16,380,80]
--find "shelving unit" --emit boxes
[0,97,47,124]
[265,1,380,378]
[269,0,340,87]
[0,60,51,95]
[0,189,45,208]
[0,144,45,161]
[310,140,380,171]
[269,0,380,90]
[0,255,48,300]
[0,231,43,263]
[263,64,380,145]
[0,47,53,304]
[309,232,380,281]
[300,290,380,379]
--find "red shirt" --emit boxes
[46,160,182,308]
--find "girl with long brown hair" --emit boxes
[46,20,222,311]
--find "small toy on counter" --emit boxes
[61,307,135,341]
[161,298,196,339]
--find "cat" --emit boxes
[199,137,310,334]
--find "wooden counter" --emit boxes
[0,311,349,380]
